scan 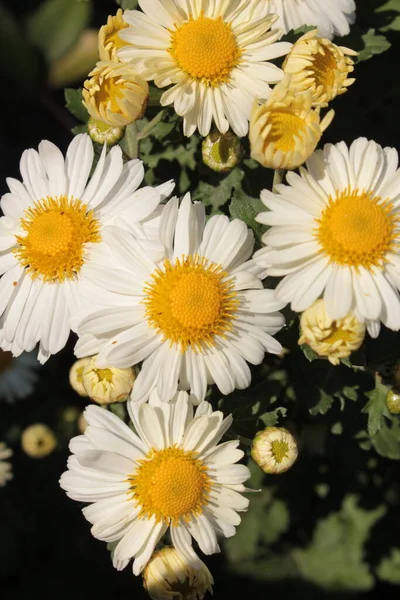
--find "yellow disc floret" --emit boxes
[143,255,239,352]
[316,188,399,269]
[14,196,101,282]
[129,447,211,524]
[271,440,290,463]
[170,17,241,86]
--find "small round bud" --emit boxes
[69,358,91,397]
[143,546,213,600]
[299,298,365,365]
[0,442,13,487]
[88,117,124,146]
[386,390,400,415]
[81,356,135,405]
[202,131,241,173]
[21,424,57,459]
[251,426,298,474]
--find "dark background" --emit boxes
[0,1,400,598]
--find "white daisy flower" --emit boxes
[0,349,38,403]
[264,0,356,39]
[0,134,174,363]
[59,392,250,575]
[117,0,292,137]
[0,442,13,487]
[254,138,400,337]
[75,194,285,404]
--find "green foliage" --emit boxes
[259,407,287,427]
[116,0,138,8]
[65,88,89,123]
[362,380,390,437]
[293,496,386,591]
[376,0,400,31]
[377,548,400,583]
[357,28,392,62]
[229,189,266,240]
[193,168,244,214]
[26,0,92,63]
[300,343,318,362]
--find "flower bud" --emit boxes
[299,299,365,365]
[21,424,57,458]
[386,390,400,415]
[98,9,129,62]
[81,356,135,405]
[202,131,241,172]
[69,357,91,397]
[143,547,213,600]
[88,117,124,146]
[0,442,13,487]
[251,426,298,474]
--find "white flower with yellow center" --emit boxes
[0,442,13,487]
[59,392,250,575]
[0,349,38,403]
[283,29,357,107]
[75,194,285,404]
[254,138,400,337]
[264,0,356,39]
[117,0,291,137]
[0,134,174,362]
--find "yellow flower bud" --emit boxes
[0,442,13,487]
[98,9,129,62]
[251,427,298,474]
[87,117,124,146]
[386,390,400,415]
[69,357,91,397]
[83,61,149,127]
[249,76,334,170]
[299,299,366,365]
[143,547,213,600]
[81,356,135,405]
[283,29,357,107]
[21,424,57,459]
[202,131,242,172]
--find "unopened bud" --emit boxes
[21,424,57,458]
[251,426,298,474]
[88,117,124,146]
[81,356,135,405]
[386,389,400,415]
[202,131,241,172]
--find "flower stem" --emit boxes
[272,168,285,193]
[137,109,166,140]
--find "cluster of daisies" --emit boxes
[3,0,400,598]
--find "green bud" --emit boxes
[88,117,124,146]
[202,131,242,172]
[386,389,400,415]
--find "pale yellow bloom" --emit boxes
[98,9,129,62]
[69,357,90,397]
[202,131,242,173]
[249,77,334,170]
[83,61,149,127]
[0,442,13,487]
[81,355,135,405]
[251,426,298,474]
[21,424,57,459]
[87,117,124,146]
[299,298,366,365]
[283,29,357,107]
[143,547,214,600]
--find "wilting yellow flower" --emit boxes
[252,426,298,474]
[386,390,400,415]
[81,356,135,405]
[87,117,124,146]
[21,424,57,458]
[249,77,334,170]
[98,9,129,62]
[83,61,149,127]
[299,299,366,365]
[283,29,357,107]
[202,131,242,173]
[143,547,214,600]
[69,357,90,397]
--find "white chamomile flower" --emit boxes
[59,392,250,575]
[0,442,13,487]
[264,0,356,39]
[254,138,400,338]
[0,349,38,403]
[0,134,174,363]
[117,0,292,137]
[75,194,285,404]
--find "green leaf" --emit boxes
[376,0,400,32]
[357,29,391,62]
[377,548,400,584]
[259,407,287,427]
[65,88,89,123]
[192,168,244,214]
[109,403,126,420]
[293,495,385,591]
[259,499,290,545]
[342,385,359,401]
[370,416,400,459]
[362,381,390,437]
[301,343,318,362]
[309,390,334,416]
[116,0,138,8]
[120,122,139,159]
[229,189,266,240]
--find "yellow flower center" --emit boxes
[95,77,125,114]
[94,368,114,383]
[14,196,101,282]
[321,326,355,345]
[106,29,129,52]
[264,110,307,152]
[311,46,337,94]
[316,188,399,269]
[0,350,13,374]
[129,447,211,524]
[271,440,289,463]
[143,256,239,352]
[170,16,241,86]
